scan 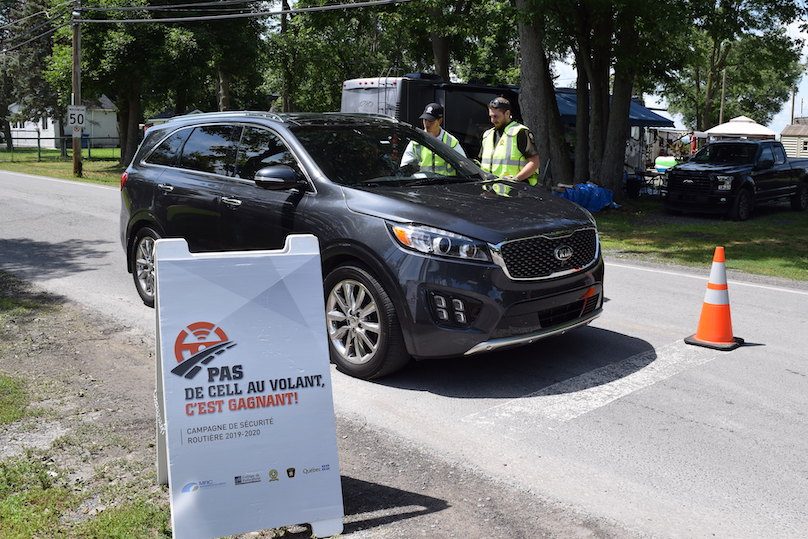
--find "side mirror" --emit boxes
[254,165,306,190]
[756,158,774,170]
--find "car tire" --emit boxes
[730,188,753,221]
[323,265,410,380]
[791,182,808,211]
[131,227,160,308]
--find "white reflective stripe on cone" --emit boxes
[708,262,728,285]
[703,288,730,305]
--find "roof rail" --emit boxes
[325,112,395,121]
[168,110,284,123]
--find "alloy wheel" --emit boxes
[135,236,156,301]
[326,279,380,365]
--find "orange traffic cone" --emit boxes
[684,246,744,350]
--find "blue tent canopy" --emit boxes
[554,88,674,128]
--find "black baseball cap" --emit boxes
[419,103,444,120]
[488,97,511,110]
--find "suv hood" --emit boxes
[342,181,595,244]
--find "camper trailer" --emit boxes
[341,75,521,160]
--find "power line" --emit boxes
[80,0,265,12]
[0,0,73,31]
[76,0,413,24]
[1,21,70,53]
[2,5,71,41]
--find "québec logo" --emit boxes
[170,321,237,380]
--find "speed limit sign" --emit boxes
[67,105,86,128]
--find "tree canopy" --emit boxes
[0,0,804,179]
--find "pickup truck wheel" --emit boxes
[791,183,808,211]
[131,227,160,308]
[324,265,410,380]
[730,189,753,221]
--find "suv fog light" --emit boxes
[434,295,447,308]
[452,299,464,311]
[436,308,449,320]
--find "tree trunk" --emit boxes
[574,49,590,182]
[117,98,129,166]
[281,0,292,112]
[517,1,572,184]
[122,86,142,166]
[1,119,11,151]
[599,12,638,201]
[575,3,611,182]
[601,69,634,201]
[217,66,232,111]
[430,33,450,81]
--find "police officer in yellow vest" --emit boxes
[479,97,540,186]
[401,103,466,175]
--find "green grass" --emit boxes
[0,453,76,538]
[72,499,171,539]
[0,146,121,162]
[0,158,123,186]
[596,198,808,281]
[0,272,59,321]
[0,375,27,425]
[0,452,170,538]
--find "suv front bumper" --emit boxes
[391,253,605,359]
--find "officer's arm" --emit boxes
[514,155,539,182]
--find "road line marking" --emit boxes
[607,261,808,296]
[462,340,717,425]
[0,170,115,190]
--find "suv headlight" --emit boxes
[389,223,491,261]
[715,175,734,191]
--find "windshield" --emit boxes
[692,143,757,165]
[289,123,485,187]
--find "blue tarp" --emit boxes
[554,88,674,128]
[554,182,615,213]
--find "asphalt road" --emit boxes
[2,170,807,537]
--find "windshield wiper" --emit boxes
[402,176,479,187]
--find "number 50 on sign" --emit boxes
[67,105,86,128]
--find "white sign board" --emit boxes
[154,235,343,539]
[68,105,85,139]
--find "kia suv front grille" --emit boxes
[495,228,599,280]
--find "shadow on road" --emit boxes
[378,326,656,398]
[340,476,448,533]
[0,238,110,279]
[271,476,448,538]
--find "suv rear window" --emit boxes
[146,127,192,166]
[179,125,241,176]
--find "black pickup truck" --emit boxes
[662,140,808,220]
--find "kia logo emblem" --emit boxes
[554,245,573,262]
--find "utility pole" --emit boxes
[718,68,727,125]
[71,0,82,177]
[791,88,796,124]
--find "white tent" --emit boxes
[705,116,775,139]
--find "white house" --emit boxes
[8,95,119,149]
[781,117,808,158]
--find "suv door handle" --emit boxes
[157,183,174,193]
[221,196,242,207]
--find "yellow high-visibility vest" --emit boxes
[414,130,460,176]
[480,121,538,186]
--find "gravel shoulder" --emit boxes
[0,274,628,538]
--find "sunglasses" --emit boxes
[488,99,511,110]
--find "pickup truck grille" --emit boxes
[496,228,599,280]
[667,172,713,193]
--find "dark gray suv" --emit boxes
[121,111,604,379]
